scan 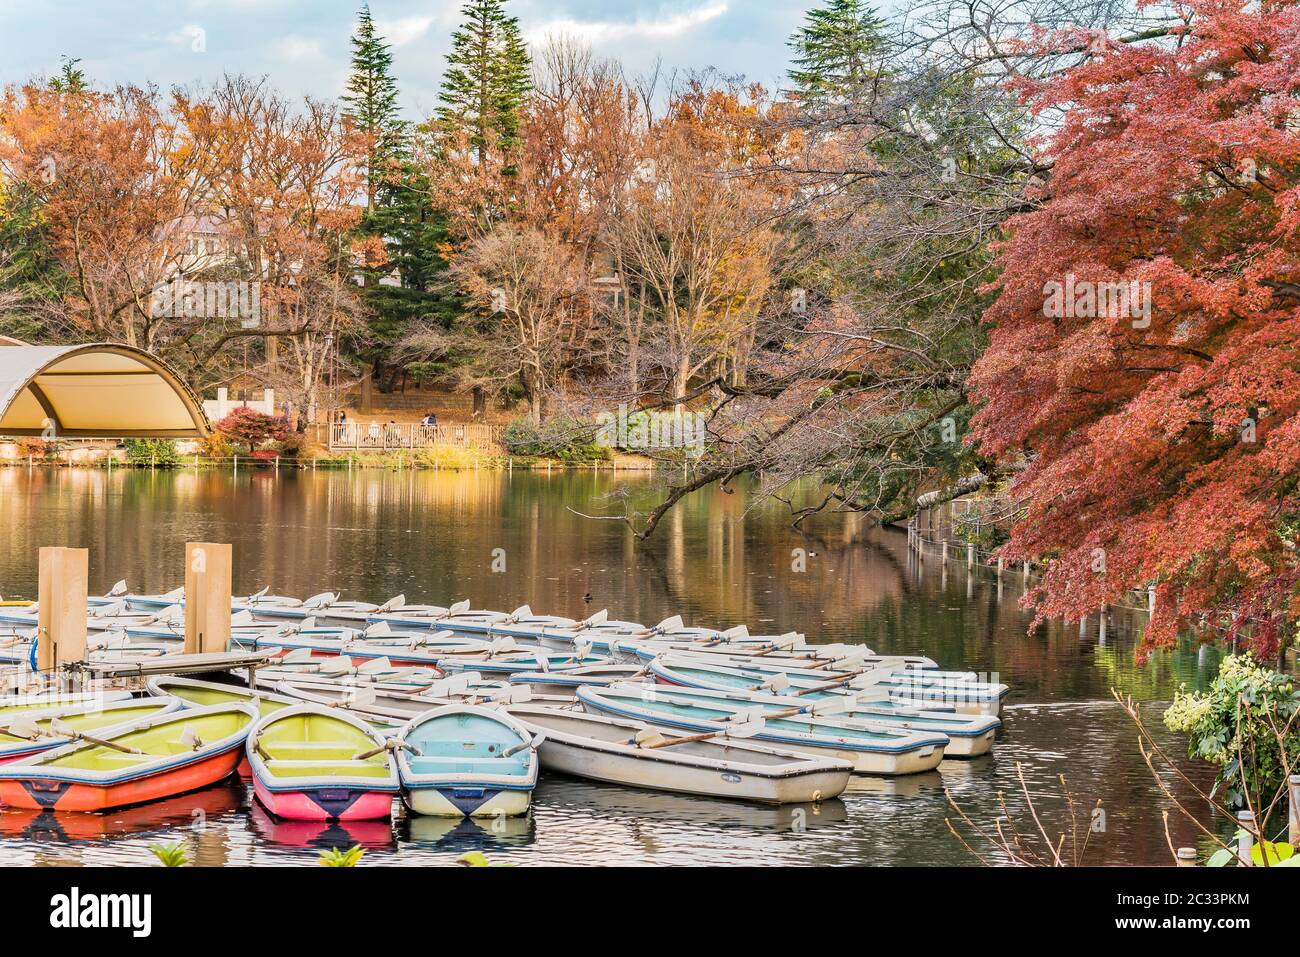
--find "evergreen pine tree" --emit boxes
[342,3,406,212]
[436,0,531,162]
[341,5,454,390]
[787,0,888,106]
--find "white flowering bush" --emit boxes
[1163,654,1299,812]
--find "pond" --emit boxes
[0,465,1226,866]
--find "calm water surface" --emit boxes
[0,466,1227,866]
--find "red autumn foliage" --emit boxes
[970,0,1300,657]
[215,407,297,455]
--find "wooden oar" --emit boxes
[49,717,142,755]
[353,737,419,761]
[501,733,546,758]
[786,669,876,696]
[728,695,861,725]
[741,633,803,658]
[631,718,766,750]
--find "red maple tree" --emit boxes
[970,0,1300,655]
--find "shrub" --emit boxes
[201,431,232,459]
[1164,654,1300,812]
[124,439,180,466]
[215,407,299,457]
[503,417,610,463]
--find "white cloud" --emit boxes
[273,34,323,62]
[527,2,729,45]
[376,15,435,48]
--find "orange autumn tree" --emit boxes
[970,0,1300,655]
[0,81,218,350]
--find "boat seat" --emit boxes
[406,756,527,776]
[266,742,368,761]
[70,751,151,770]
[262,759,392,779]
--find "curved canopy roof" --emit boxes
[0,344,209,438]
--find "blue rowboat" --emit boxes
[646,652,1008,717]
[508,664,645,694]
[397,705,539,817]
[606,683,1001,757]
[577,686,949,776]
[438,651,608,676]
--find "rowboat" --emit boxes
[146,676,300,716]
[0,698,183,764]
[230,631,457,669]
[641,646,976,682]
[438,649,608,676]
[506,704,852,804]
[146,676,300,778]
[396,705,540,817]
[272,674,551,722]
[0,703,257,812]
[247,704,401,821]
[507,664,646,694]
[578,686,949,775]
[0,690,132,718]
[369,603,576,635]
[237,665,440,692]
[645,652,1008,716]
[537,621,940,671]
[602,683,1001,757]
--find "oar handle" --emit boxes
[353,739,417,761]
[502,738,537,758]
[791,670,864,696]
[76,731,142,755]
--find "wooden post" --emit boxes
[1148,585,1156,614]
[1022,560,1030,577]
[1289,775,1300,847]
[184,542,232,655]
[941,540,948,563]
[996,556,1003,577]
[1236,810,1255,865]
[37,546,88,673]
[1176,847,1197,867]
[966,543,974,569]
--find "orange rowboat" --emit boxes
[0,703,256,812]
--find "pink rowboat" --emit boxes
[247,705,399,821]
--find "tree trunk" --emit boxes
[359,370,373,414]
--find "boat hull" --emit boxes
[402,785,532,818]
[578,690,947,776]
[253,778,394,821]
[0,744,243,812]
[538,736,848,804]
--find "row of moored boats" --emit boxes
[0,586,1009,818]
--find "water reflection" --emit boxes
[0,468,1228,865]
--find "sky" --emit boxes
[0,1,816,117]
